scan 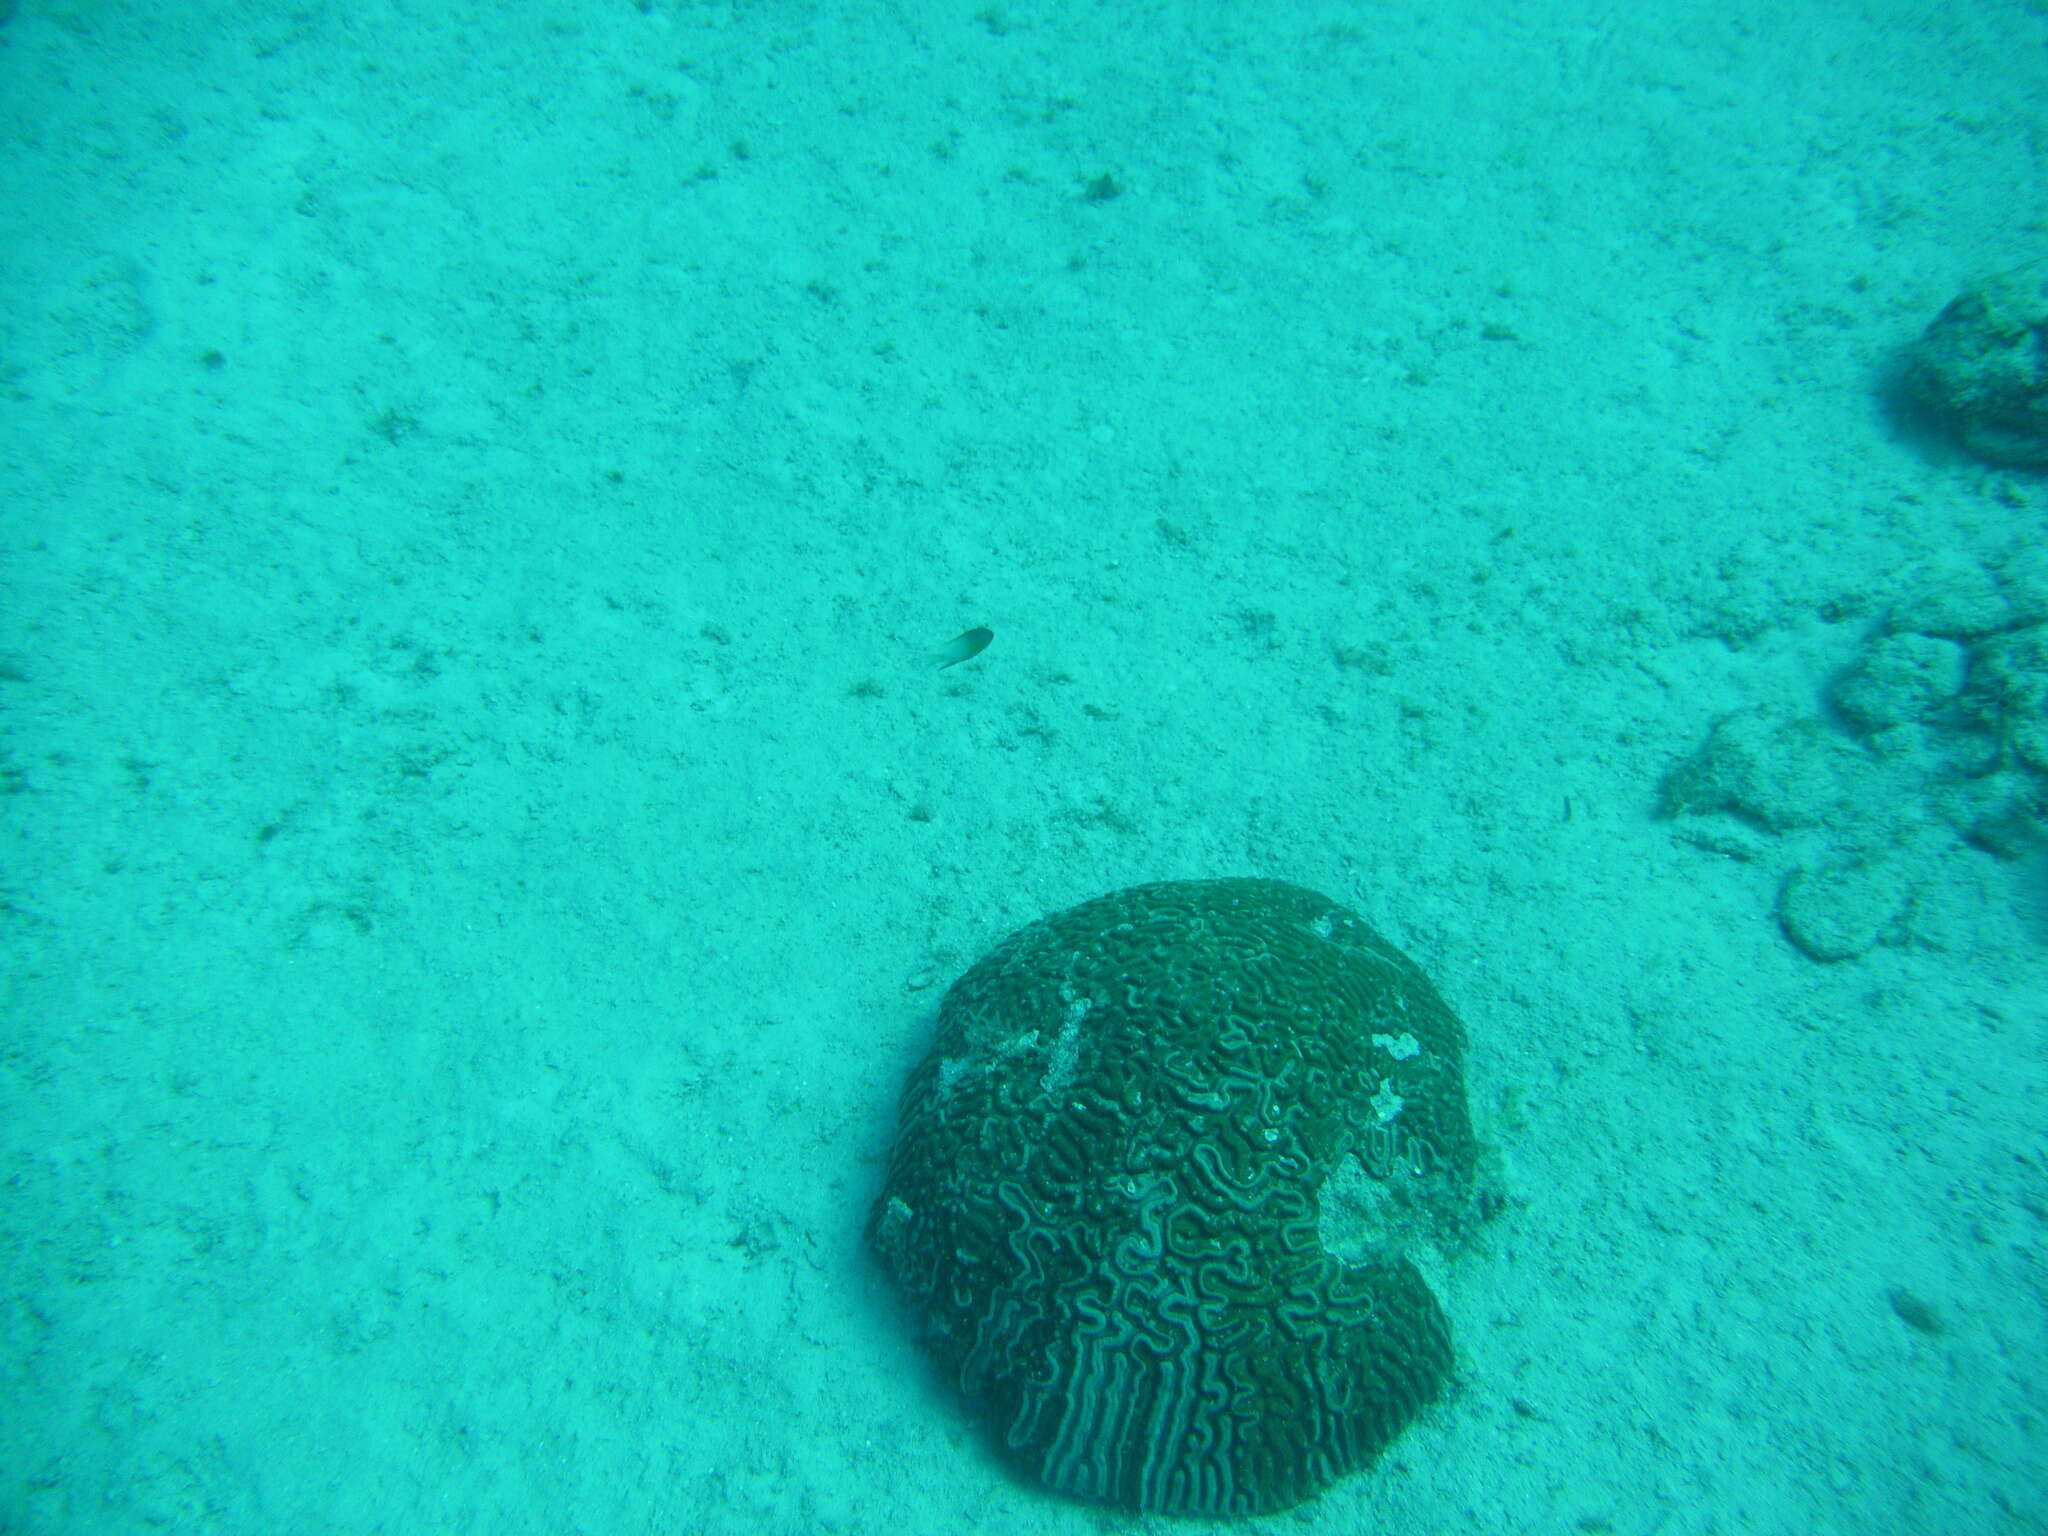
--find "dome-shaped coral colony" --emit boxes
[869,878,1487,1516]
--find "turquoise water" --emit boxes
[2,2,2043,1532]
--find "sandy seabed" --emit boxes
[2,2,2044,1533]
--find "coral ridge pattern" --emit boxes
[868,878,1483,1516]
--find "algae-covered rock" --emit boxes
[1830,632,1968,734]
[1777,855,1911,962]
[1907,262,2048,467]
[1657,709,1862,831]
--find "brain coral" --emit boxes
[868,878,1487,1516]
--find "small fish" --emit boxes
[932,626,993,670]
